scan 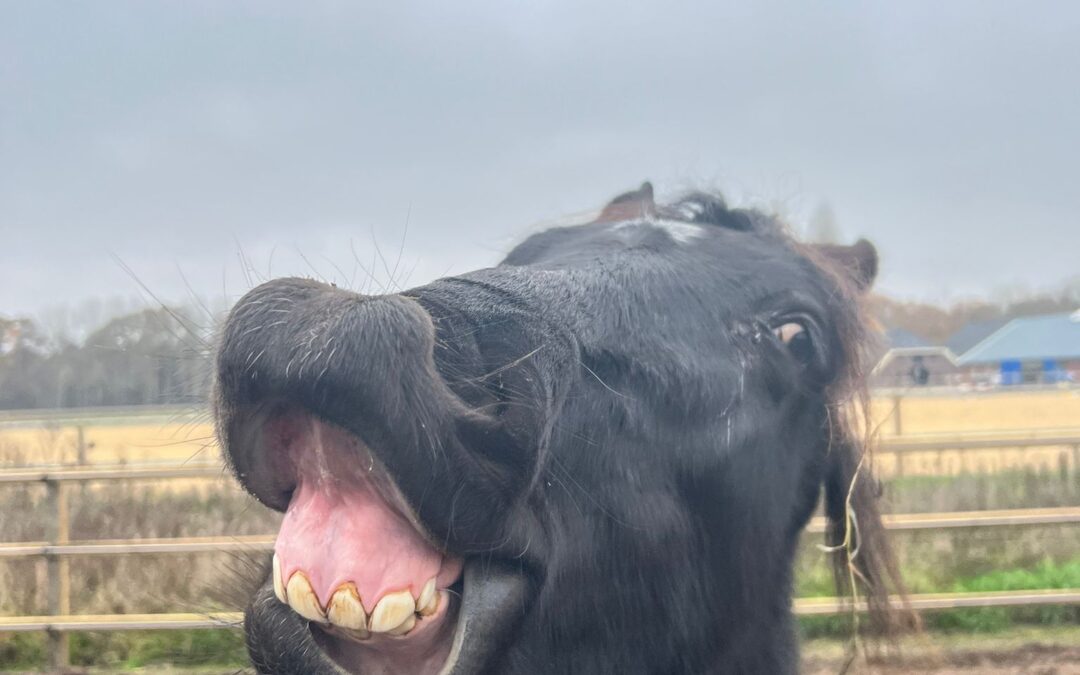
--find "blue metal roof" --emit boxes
[946,318,1010,355]
[957,311,1080,364]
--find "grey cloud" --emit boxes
[2,1,1078,319]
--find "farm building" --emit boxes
[945,317,1010,355]
[870,328,960,388]
[956,310,1080,385]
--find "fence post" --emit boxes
[76,426,86,466]
[44,478,70,671]
[1073,444,1080,492]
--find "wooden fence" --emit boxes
[2,436,1080,670]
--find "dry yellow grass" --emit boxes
[0,389,1078,474]
[863,388,1080,477]
[0,423,218,466]
[0,408,219,468]
[872,388,1080,438]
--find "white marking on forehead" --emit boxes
[611,218,705,244]
[652,219,706,243]
[675,201,705,219]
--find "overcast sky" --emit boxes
[3,2,1078,329]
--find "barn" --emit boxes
[870,328,960,388]
[946,317,1011,356]
[956,310,1080,385]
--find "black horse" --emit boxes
[215,183,904,674]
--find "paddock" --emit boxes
[2,388,1080,670]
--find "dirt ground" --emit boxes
[60,642,1080,674]
[18,630,1079,674]
[803,627,1080,674]
[805,646,1080,674]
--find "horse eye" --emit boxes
[773,322,803,344]
[773,322,813,363]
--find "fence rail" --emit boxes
[0,535,274,558]
[806,505,1080,532]
[1,506,1077,561]
[794,589,1080,615]
[1,433,1076,483]
[2,433,1080,669]
[0,463,225,483]
[0,612,243,632]
[4,589,1080,634]
[882,435,1080,453]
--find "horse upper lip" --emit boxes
[260,409,465,638]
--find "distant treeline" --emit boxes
[872,283,1080,345]
[2,282,1078,411]
[0,308,211,410]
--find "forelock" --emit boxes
[667,192,784,237]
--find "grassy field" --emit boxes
[0,389,1078,670]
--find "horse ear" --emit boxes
[594,181,657,223]
[814,239,878,292]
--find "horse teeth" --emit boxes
[387,613,416,636]
[327,583,368,632]
[272,555,286,603]
[368,590,415,633]
[417,577,438,616]
[286,572,327,624]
